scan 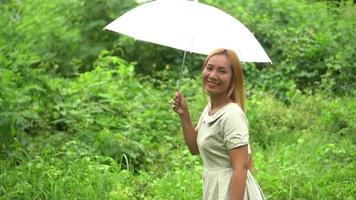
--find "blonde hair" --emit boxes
[202,48,246,112]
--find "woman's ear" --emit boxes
[227,85,234,99]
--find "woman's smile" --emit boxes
[206,79,219,87]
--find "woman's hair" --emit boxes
[202,48,246,112]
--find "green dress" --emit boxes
[196,103,265,200]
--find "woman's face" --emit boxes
[202,54,232,97]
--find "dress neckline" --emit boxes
[208,102,235,117]
[203,102,237,124]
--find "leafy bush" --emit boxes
[0,0,137,75]
[0,52,183,170]
[247,88,356,147]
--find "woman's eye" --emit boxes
[206,66,213,71]
[218,70,226,74]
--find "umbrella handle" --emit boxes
[178,50,187,91]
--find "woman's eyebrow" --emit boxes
[217,65,229,70]
[206,63,228,69]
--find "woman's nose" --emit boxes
[208,70,218,79]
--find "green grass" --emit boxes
[0,139,118,199]
[1,131,354,199]
[1,92,355,199]
[253,133,355,199]
[1,53,355,200]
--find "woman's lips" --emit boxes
[206,80,218,87]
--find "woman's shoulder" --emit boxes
[224,103,245,115]
[222,103,248,122]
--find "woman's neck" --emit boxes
[209,95,233,115]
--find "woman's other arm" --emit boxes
[229,145,249,200]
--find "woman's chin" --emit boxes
[205,89,220,97]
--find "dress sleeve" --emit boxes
[221,108,249,150]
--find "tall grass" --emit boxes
[0,136,119,199]
[1,77,354,199]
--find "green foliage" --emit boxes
[246,90,356,199]
[253,133,355,199]
[0,135,119,199]
[1,0,355,199]
[247,89,356,148]
[1,52,181,170]
[2,55,355,198]
[0,66,57,155]
[0,0,137,75]
[115,35,206,82]
[204,0,356,96]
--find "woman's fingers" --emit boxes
[173,92,182,104]
[172,91,184,114]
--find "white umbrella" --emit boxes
[104,0,271,88]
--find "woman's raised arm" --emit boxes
[172,91,199,155]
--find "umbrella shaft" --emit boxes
[178,50,187,91]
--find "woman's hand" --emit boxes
[172,91,188,115]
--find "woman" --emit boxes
[172,48,265,200]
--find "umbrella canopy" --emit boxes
[104,0,271,63]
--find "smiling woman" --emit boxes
[203,53,232,102]
[172,48,265,200]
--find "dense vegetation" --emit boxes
[0,0,355,199]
